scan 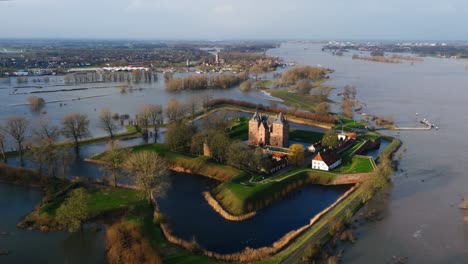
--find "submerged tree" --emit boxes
[62,113,90,153]
[137,104,163,143]
[30,119,60,177]
[99,108,118,139]
[28,96,46,112]
[123,152,169,203]
[4,116,29,166]
[56,188,90,232]
[0,127,6,163]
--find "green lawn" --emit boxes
[227,118,249,141]
[78,125,141,145]
[40,187,145,217]
[268,89,326,111]
[131,144,241,181]
[333,156,375,174]
[87,187,144,216]
[289,129,323,144]
[334,116,365,131]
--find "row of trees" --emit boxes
[63,70,157,85]
[0,113,90,166]
[340,85,358,118]
[165,72,248,92]
[276,66,330,86]
[206,98,336,124]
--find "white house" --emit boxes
[338,133,348,141]
[311,150,342,171]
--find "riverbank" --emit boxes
[16,182,145,232]
[5,125,141,159]
[0,162,44,187]
[88,143,242,182]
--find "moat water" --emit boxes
[1,42,468,263]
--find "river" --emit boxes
[1,41,467,263]
[269,42,468,263]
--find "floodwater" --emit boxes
[0,72,285,141]
[269,42,468,263]
[0,183,106,264]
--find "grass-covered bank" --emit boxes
[5,125,141,159]
[90,143,242,182]
[0,162,45,187]
[212,169,337,216]
[17,182,146,232]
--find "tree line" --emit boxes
[276,66,331,87]
[206,98,337,124]
[165,72,248,92]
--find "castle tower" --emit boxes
[248,111,270,146]
[270,112,289,148]
[248,111,261,145]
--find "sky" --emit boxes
[1,0,468,40]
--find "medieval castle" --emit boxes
[248,111,289,148]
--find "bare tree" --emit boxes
[34,119,60,140]
[185,96,200,118]
[62,113,90,153]
[315,102,330,118]
[101,140,130,187]
[99,108,118,139]
[137,104,163,143]
[5,116,28,166]
[201,93,213,113]
[0,127,6,163]
[30,119,60,176]
[166,99,186,122]
[123,152,169,203]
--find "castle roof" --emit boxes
[251,111,261,122]
[274,112,288,124]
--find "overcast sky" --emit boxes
[1,0,467,40]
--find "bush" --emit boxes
[28,96,45,112]
[106,222,162,264]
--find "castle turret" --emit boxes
[270,112,289,147]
